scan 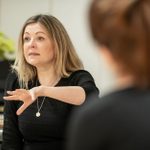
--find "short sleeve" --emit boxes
[69,70,99,103]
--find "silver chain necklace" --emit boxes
[36,96,46,117]
[35,77,61,118]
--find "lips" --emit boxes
[28,52,40,56]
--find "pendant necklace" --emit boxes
[36,96,46,117]
[35,77,61,118]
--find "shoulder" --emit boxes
[67,69,97,87]
[7,71,18,80]
[6,71,18,83]
[68,70,99,97]
[69,70,95,81]
[5,71,19,90]
[70,69,93,76]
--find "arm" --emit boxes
[4,86,85,115]
[31,86,86,105]
[4,70,99,115]
[2,73,23,150]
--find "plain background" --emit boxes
[0,0,116,96]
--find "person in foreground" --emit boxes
[67,0,150,150]
[1,14,99,150]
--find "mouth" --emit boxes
[28,53,40,56]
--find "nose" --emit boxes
[30,39,36,48]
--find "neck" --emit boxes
[37,67,59,86]
[115,73,135,90]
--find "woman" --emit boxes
[1,14,99,150]
[67,0,150,150]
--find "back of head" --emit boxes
[89,0,150,88]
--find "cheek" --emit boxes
[44,52,54,62]
[44,46,55,59]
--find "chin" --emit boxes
[27,60,39,67]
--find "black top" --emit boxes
[1,70,99,150]
[67,87,150,150]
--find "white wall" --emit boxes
[0,0,51,41]
[0,0,116,95]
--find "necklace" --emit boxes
[36,97,46,117]
[35,77,61,117]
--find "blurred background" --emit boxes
[0,0,116,96]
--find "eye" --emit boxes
[23,37,30,42]
[37,36,45,41]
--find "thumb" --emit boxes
[16,103,28,115]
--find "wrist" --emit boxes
[29,86,41,101]
[35,86,45,97]
[29,88,36,101]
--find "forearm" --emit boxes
[35,86,86,105]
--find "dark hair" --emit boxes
[89,0,150,88]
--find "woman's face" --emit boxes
[23,23,55,68]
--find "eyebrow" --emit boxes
[24,31,47,35]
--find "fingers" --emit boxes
[3,91,19,100]
[6,91,15,96]
[3,90,21,101]
[4,88,36,115]
[3,89,31,101]
[6,89,27,96]
[3,95,18,100]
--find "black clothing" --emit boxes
[67,87,150,150]
[1,70,99,150]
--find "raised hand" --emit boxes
[3,88,37,115]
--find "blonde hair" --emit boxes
[13,14,83,88]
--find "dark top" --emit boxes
[67,87,150,150]
[1,70,99,150]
